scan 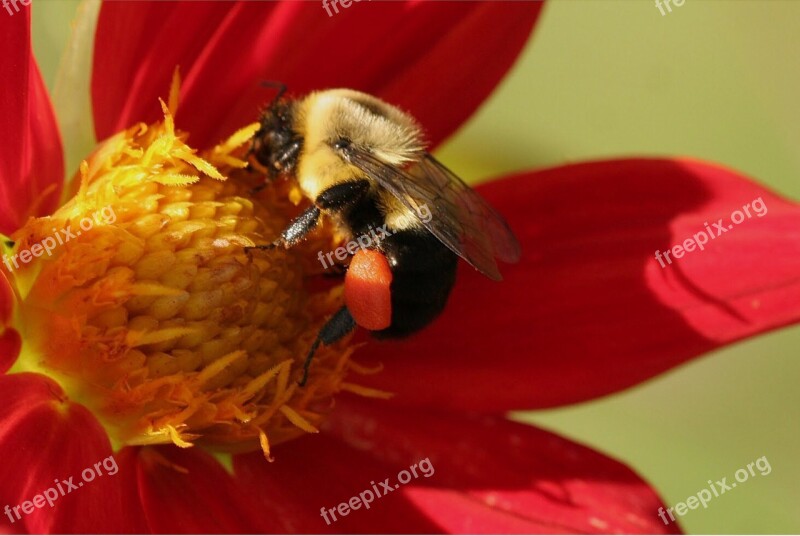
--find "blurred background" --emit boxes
[32,0,800,533]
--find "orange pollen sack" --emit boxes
[344,249,393,331]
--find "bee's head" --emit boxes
[251,99,300,180]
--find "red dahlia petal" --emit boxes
[362,158,800,411]
[0,374,145,533]
[135,445,275,532]
[92,1,543,149]
[0,329,21,374]
[0,270,19,373]
[0,269,14,327]
[0,11,63,235]
[234,397,680,534]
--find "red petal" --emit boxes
[0,270,13,326]
[0,270,19,373]
[135,445,274,532]
[0,11,63,235]
[360,159,800,411]
[234,397,679,534]
[92,1,543,149]
[0,329,21,374]
[0,373,145,533]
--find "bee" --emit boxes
[247,86,521,385]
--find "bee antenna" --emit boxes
[259,80,287,105]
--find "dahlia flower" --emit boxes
[1,1,798,533]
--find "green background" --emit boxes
[31,0,800,533]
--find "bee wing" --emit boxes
[340,147,521,281]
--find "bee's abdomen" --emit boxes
[374,230,458,339]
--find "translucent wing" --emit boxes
[338,145,521,281]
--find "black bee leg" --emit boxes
[299,305,356,386]
[278,205,321,247]
[248,140,302,194]
[248,183,268,195]
[269,140,302,176]
[261,205,320,249]
[244,205,321,254]
[323,263,349,277]
[243,242,277,254]
[316,180,371,210]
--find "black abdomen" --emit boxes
[374,230,458,339]
[344,194,458,338]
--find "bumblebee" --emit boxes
[248,87,520,385]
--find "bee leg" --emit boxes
[243,243,277,254]
[278,205,322,247]
[249,179,370,255]
[324,263,349,277]
[248,182,268,195]
[245,204,321,255]
[269,140,302,176]
[316,180,370,210]
[299,305,356,386]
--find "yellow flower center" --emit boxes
[5,101,387,459]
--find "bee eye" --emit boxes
[333,138,351,151]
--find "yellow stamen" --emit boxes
[167,67,181,118]
[258,428,274,462]
[339,382,394,400]
[278,405,319,434]
[7,102,366,457]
